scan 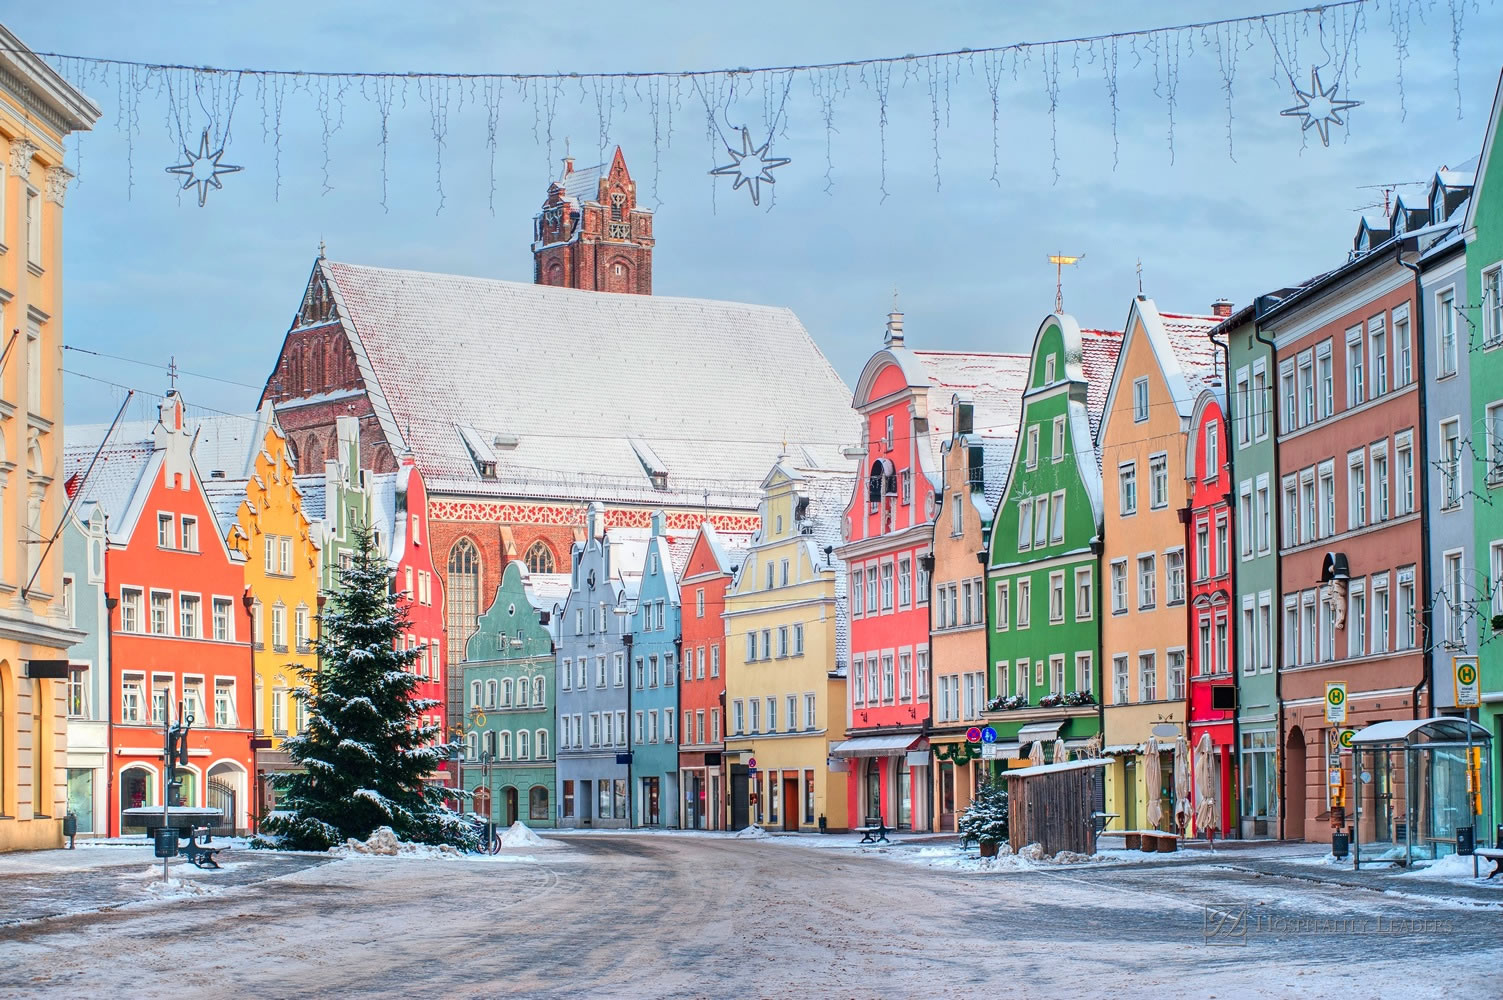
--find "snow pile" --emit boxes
[337,826,464,858]
[144,876,218,899]
[499,822,546,847]
[734,825,769,839]
[901,842,1112,874]
[1399,853,1501,882]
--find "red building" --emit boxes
[834,310,1001,830]
[373,453,449,778]
[1184,388,1235,836]
[532,146,654,295]
[66,393,257,836]
[676,523,750,829]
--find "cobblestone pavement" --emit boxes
[1,835,1499,999]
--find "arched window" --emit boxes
[302,433,324,473]
[498,731,512,759]
[535,729,549,760]
[499,678,513,706]
[515,680,529,708]
[532,676,545,705]
[465,731,478,761]
[482,730,495,758]
[484,679,498,709]
[524,541,555,574]
[446,539,481,668]
[516,729,530,760]
[529,784,549,820]
[470,680,482,710]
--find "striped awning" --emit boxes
[829,734,923,758]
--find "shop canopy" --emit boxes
[829,734,924,758]
[1017,721,1066,746]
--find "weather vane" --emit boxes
[1049,254,1084,313]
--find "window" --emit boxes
[1138,653,1156,702]
[1119,463,1137,516]
[1239,486,1254,558]
[150,591,171,635]
[1026,426,1039,469]
[1049,572,1065,623]
[1301,470,1317,543]
[1196,522,1209,578]
[180,516,199,552]
[1298,353,1315,426]
[67,666,87,718]
[1318,464,1335,539]
[1440,419,1462,509]
[1489,400,1503,487]
[1034,497,1049,549]
[1484,266,1503,348]
[271,604,287,651]
[732,700,744,735]
[1280,362,1297,432]
[1050,655,1065,695]
[777,626,789,658]
[1373,576,1391,654]
[1050,490,1065,543]
[1300,592,1318,665]
[865,567,877,614]
[1370,316,1388,396]
[25,185,41,268]
[1370,444,1390,522]
[1250,362,1267,440]
[1075,568,1092,621]
[898,557,912,607]
[711,645,719,677]
[1166,549,1185,604]
[805,693,816,730]
[1316,343,1334,419]
[295,606,310,652]
[179,595,200,639]
[1052,415,1066,462]
[710,709,720,743]
[1348,450,1367,529]
[1137,554,1156,610]
[852,657,865,706]
[1075,652,1093,694]
[1214,517,1229,573]
[1349,584,1368,659]
[1346,327,1365,407]
[122,589,142,635]
[880,562,893,611]
[1017,498,1032,551]
[1113,656,1129,704]
[994,580,1010,630]
[1133,377,1150,422]
[157,513,173,548]
[1016,578,1031,629]
[1146,454,1169,509]
[1256,479,1271,553]
[214,681,236,727]
[1110,560,1127,614]
[1205,422,1219,480]
[1167,650,1185,700]
[1235,369,1251,445]
[121,673,144,723]
[1015,660,1028,699]
[446,539,481,672]
[1443,551,1466,645]
[882,655,895,702]
[1438,288,1458,377]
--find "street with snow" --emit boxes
[3,831,1500,999]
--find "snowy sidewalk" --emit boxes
[1222,851,1503,909]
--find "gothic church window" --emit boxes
[447,539,481,668]
[525,541,555,575]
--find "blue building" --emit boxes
[630,513,683,828]
[61,502,110,836]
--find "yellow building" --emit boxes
[723,462,851,832]
[0,28,97,851]
[202,404,320,821]
[1097,298,1219,832]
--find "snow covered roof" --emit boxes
[291,475,329,521]
[525,572,572,610]
[67,408,280,482]
[309,259,860,508]
[556,162,604,205]
[1098,299,1220,445]
[201,480,250,535]
[1078,328,1124,439]
[910,351,1030,478]
[62,438,155,521]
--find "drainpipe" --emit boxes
[1396,247,1432,721]
[1209,320,1239,836]
[1252,311,1285,840]
[104,588,118,838]
[920,549,937,833]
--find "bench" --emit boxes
[855,817,890,845]
[1475,848,1503,879]
[179,825,226,869]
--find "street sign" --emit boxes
[1338,729,1355,751]
[1325,729,1341,769]
[980,743,999,760]
[1328,768,1342,786]
[981,726,998,744]
[747,757,757,769]
[1324,682,1347,725]
[965,727,982,744]
[1454,655,1481,709]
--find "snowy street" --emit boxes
[3,834,1501,999]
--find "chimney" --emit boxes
[885,310,905,348]
[1211,298,1234,319]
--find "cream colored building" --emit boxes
[0,26,98,851]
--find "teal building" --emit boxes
[630,512,681,828]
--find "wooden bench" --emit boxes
[1475,848,1503,879]
[180,826,226,869]
[855,817,890,845]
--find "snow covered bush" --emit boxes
[986,694,1028,712]
[957,780,1009,847]
[254,525,478,853]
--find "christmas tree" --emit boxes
[256,525,476,851]
[957,779,1010,847]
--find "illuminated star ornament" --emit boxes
[1280,68,1361,147]
[710,126,789,206]
[165,128,243,206]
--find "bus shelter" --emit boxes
[1350,717,1492,869]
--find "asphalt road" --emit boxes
[2,836,1499,999]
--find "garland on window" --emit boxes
[13,0,1476,211]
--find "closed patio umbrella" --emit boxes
[1194,732,1218,839]
[1053,738,1068,764]
[1174,735,1192,834]
[1144,736,1162,830]
[1029,740,1045,767]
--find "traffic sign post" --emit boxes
[965,727,982,744]
[980,726,998,744]
[1324,683,1347,725]
[1454,658,1481,876]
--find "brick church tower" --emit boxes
[532,146,654,294]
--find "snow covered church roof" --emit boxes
[296,259,862,509]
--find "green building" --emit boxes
[294,414,373,595]
[459,561,557,828]
[1468,71,1503,814]
[983,314,1120,766]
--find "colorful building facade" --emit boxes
[629,513,682,828]
[460,561,556,827]
[724,463,851,832]
[1185,388,1236,836]
[984,316,1119,785]
[0,27,97,852]
[1098,298,1220,833]
[60,502,109,836]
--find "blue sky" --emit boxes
[9,1,1503,425]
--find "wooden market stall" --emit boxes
[1005,758,1110,855]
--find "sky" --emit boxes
[8,0,1503,426]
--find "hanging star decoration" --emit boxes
[165,128,243,206]
[1280,68,1361,147]
[710,126,789,207]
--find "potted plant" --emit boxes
[958,780,1009,857]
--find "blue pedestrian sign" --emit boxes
[981,726,998,744]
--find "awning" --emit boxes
[829,734,923,758]
[1017,721,1066,745]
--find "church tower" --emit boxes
[532,146,654,295]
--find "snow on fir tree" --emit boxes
[957,780,1009,847]
[255,525,477,852]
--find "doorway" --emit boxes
[504,786,519,827]
[207,769,240,836]
[940,763,956,832]
[710,772,722,830]
[580,780,593,826]
[642,776,660,826]
[782,777,799,832]
[1123,757,1138,831]
[473,785,492,820]
[1286,727,1307,840]
[730,765,749,830]
[119,767,153,834]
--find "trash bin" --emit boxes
[62,811,77,849]
[153,828,179,858]
[1331,831,1350,859]
[818,815,827,834]
[1457,826,1475,856]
